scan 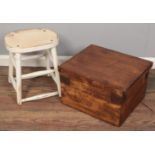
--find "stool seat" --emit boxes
[5,28,59,53]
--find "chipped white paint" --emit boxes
[0,55,70,66]
[21,69,54,79]
[5,28,61,105]
[16,53,22,105]
[21,92,59,102]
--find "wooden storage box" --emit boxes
[59,45,153,126]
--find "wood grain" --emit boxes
[0,67,155,130]
[59,45,153,126]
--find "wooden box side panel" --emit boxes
[60,74,122,126]
[60,71,125,105]
[120,71,149,124]
[60,69,152,126]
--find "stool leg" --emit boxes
[45,50,51,76]
[15,53,22,105]
[8,52,14,83]
[51,47,61,97]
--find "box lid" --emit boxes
[60,45,153,100]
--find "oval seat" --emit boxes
[5,28,59,53]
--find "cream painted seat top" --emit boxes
[5,28,59,52]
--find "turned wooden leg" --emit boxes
[51,47,61,97]
[15,53,22,105]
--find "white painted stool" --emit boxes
[5,28,61,105]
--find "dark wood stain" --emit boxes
[59,45,153,126]
[60,45,152,91]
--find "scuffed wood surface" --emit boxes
[60,45,152,91]
[59,45,152,126]
[0,67,155,131]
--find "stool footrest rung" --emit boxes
[21,69,55,79]
[21,92,58,102]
